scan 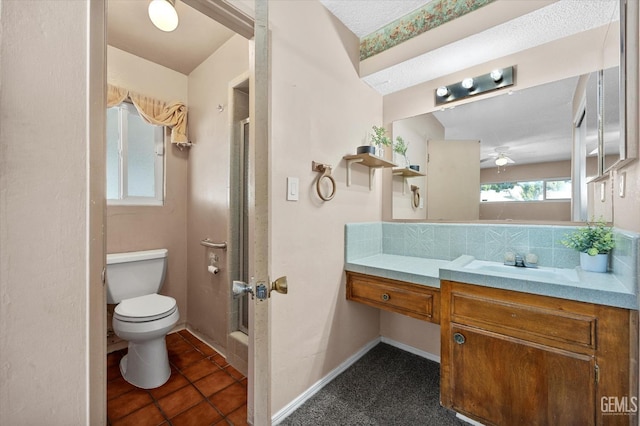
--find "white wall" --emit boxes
[108,46,188,103]
[0,1,105,423]
[268,1,384,414]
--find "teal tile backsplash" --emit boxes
[345,222,639,289]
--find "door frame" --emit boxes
[89,0,270,423]
[248,1,271,424]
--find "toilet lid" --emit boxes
[114,294,177,322]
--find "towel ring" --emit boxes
[312,161,336,201]
[411,185,420,209]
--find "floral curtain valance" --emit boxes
[107,84,188,145]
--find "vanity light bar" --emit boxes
[435,66,515,106]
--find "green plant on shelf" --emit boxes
[370,125,392,149]
[393,136,408,156]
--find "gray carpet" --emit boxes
[279,343,469,426]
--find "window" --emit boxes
[107,103,165,205]
[481,179,571,202]
[545,179,572,200]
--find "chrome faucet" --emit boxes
[504,251,538,268]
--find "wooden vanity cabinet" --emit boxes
[440,280,638,426]
[346,271,440,323]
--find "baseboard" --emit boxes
[380,337,441,363]
[185,326,227,359]
[456,412,486,426]
[271,337,441,424]
[271,337,381,425]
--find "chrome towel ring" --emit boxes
[312,161,336,201]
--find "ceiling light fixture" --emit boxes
[148,0,179,32]
[495,156,509,167]
[435,66,515,106]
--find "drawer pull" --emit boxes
[454,332,466,345]
[381,293,390,301]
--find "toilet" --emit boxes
[106,248,179,389]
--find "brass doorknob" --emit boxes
[271,276,288,295]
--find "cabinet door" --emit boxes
[447,323,596,426]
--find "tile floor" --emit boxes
[107,330,247,426]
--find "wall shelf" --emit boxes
[343,153,396,190]
[393,167,426,194]
[392,167,425,178]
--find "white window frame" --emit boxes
[107,102,165,206]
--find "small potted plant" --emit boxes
[358,125,392,157]
[393,136,410,167]
[560,219,615,272]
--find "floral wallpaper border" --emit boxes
[360,0,496,61]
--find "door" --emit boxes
[447,323,596,425]
[426,139,480,220]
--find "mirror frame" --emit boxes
[611,0,638,171]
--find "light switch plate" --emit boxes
[619,172,626,198]
[287,177,299,201]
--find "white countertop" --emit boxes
[345,254,637,310]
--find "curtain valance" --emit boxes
[107,84,188,145]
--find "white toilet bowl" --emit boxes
[113,293,179,389]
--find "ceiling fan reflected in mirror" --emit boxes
[481,146,516,167]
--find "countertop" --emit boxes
[345,254,637,310]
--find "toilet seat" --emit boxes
[115,294,177,323]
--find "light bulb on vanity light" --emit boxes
[436,86,449,97]
[148,0,179,32]
[490,69,504,82]
[461,78,474,89]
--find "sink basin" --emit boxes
[463,260,579,282]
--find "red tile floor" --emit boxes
[107,330,247,426]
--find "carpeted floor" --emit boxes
[279,343,469,426]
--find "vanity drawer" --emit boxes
[446,281,597,353]
[346,272,440,323]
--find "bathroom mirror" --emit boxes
[390,0,628,222]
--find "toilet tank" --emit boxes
[106,249,168,304]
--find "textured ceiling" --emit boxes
[319,0,432,38]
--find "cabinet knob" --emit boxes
[381,293,390,301]
[453,332,466,345]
